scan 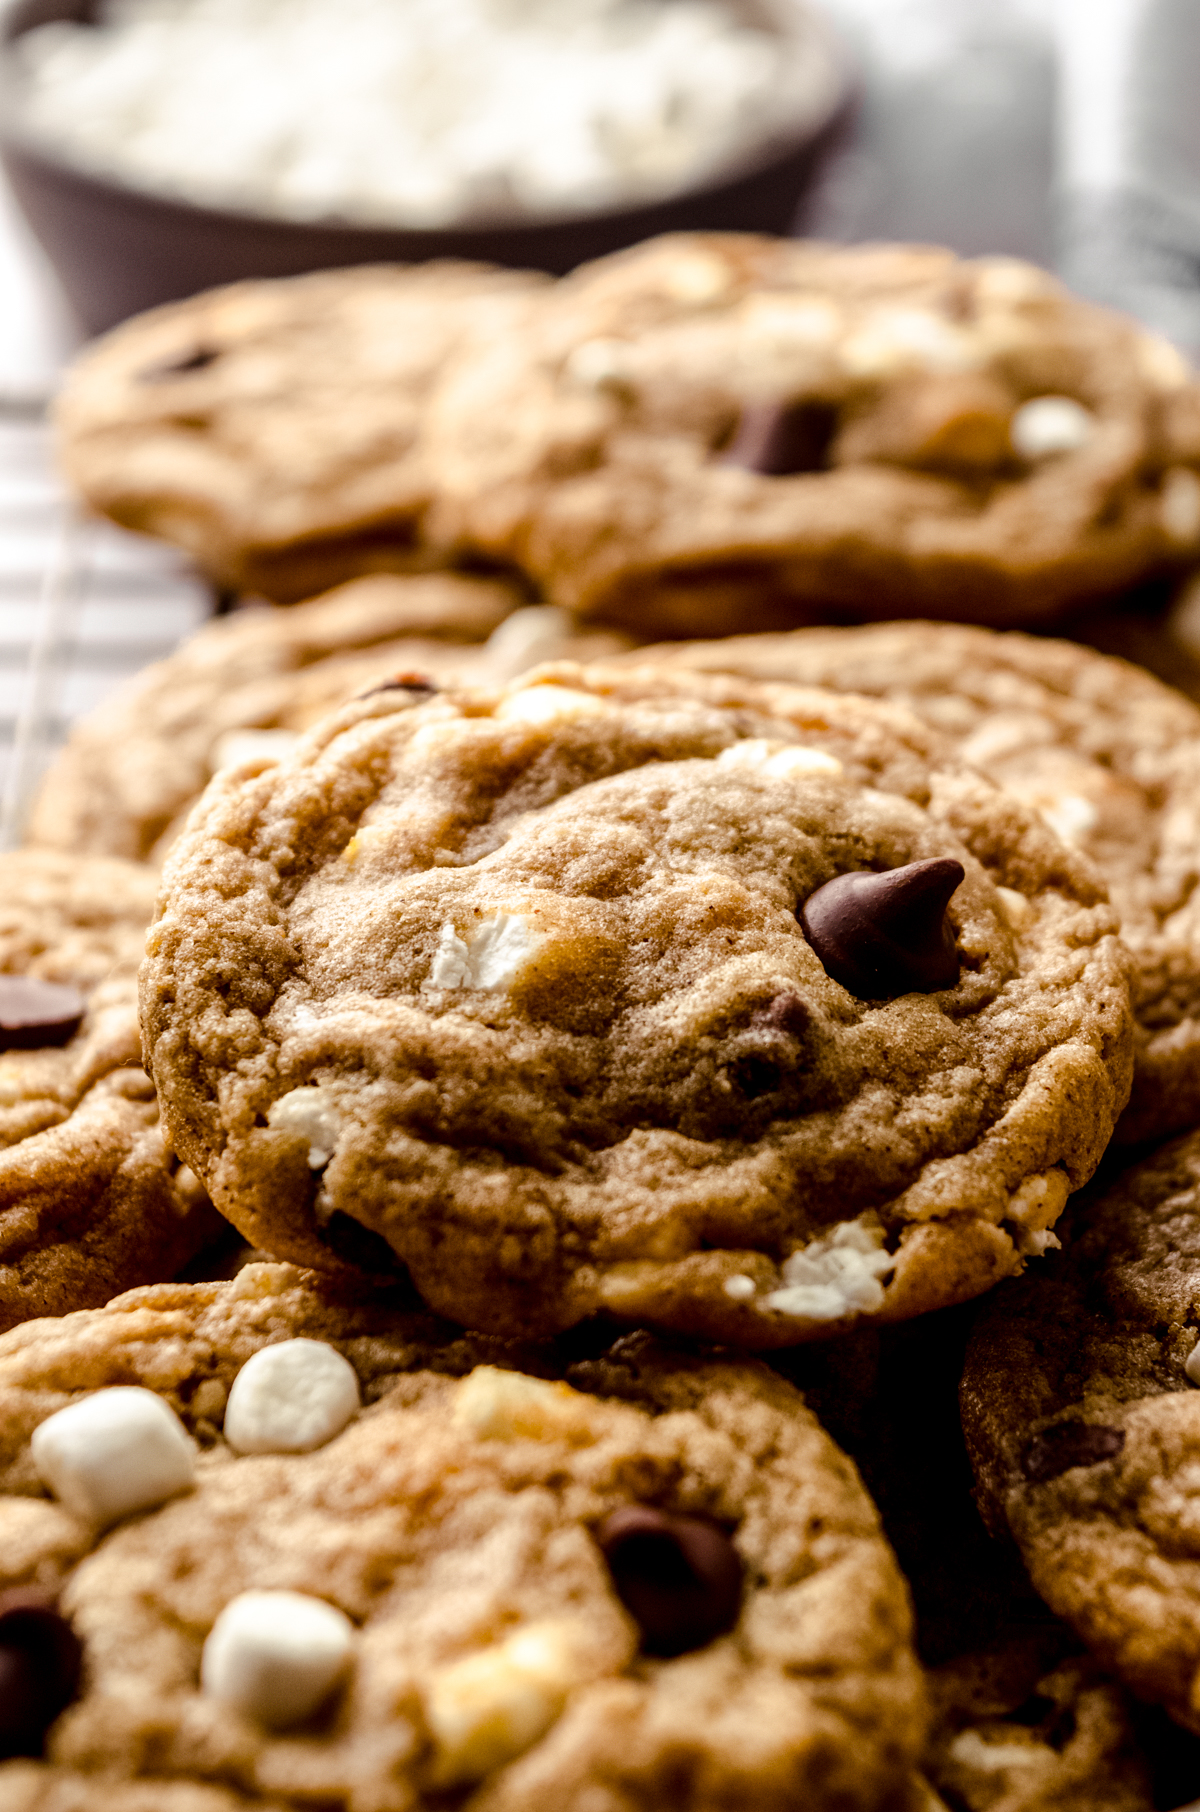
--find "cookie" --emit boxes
[959,1127,1200,1735]
[0,849,221,1329]
[422,232,1200,637]
[0,1261,925,1810]
[140,661,1134,1344]
[27,572,638,866]
[622,619,1200,1144]
[54,261,549,602]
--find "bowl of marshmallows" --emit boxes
[0,0,850,335]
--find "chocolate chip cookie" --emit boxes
[423,232,1200,636]
[623,620,1200,1143]
[28,571,637,866]
[0,1261,925,1810]
[55,261,549,602]
[0,849,221,1328]
[140,662,1134,1344]
[961,1127,1200,1735]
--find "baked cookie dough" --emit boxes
[0,849,221,1329]
[55,261,549,602]
[624,620,1200,1143]
[0,1261,925,1810]
[422,232,1200,636]
[961,1127,1200,1736]
[27,571,637,865]
[140,661,1134,1343]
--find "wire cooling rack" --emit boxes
[0,397,213,849]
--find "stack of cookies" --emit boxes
[5,233,1200,1810]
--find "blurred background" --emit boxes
[0,0,1196,838]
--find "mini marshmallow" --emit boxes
[723,1274,757,1301]
[201,1589,354,1728]
[765,1218,894,1321]
[267,1086,340,1167]
[224,1340,360,1455]
[1161,468,1200,545]
[428,914,542,991]
[1010,395,1094,461]
[31,1387,196,1527]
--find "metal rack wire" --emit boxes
[0,399,213,849]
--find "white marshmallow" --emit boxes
[224,1340,360,1455]
[267,1086,340,1167]
[428,914,542,992]
[482,605,574,681]
[202,1589,354,1728]
[1010,395,1094,460]
[31,1387,195,1527]
[764,1218,894,1321]
[1161,467,1200,545]
[723,1273,757,1301]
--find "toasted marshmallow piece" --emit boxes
[31,1386,196,1527]
[202,1589,354,1728]
[224,1339,360,1455]
[425,1621,590,1785]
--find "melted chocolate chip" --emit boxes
[597,1507,742,1657]
[719,399,838,476]
[749,991,811,1038]
[0,976,85,1050]
[1022,1421,1126,1484]
[0,1590,82,1759]
[137,345,220,381]
[800,858,964,998]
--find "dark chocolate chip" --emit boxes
[800,858,964,998]
[1022,1421,1126,1484]
[0,976,85,1050]
[353,672,439,701]
[597,1506,742,1657]
[0,1590,82,1759]
[137,345,220,381]
[719,399,838,476]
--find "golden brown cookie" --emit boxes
[27,572,637,865]
[0,1262,925,1810]
[0,849,221,1328]
[619,621,1200,1142]
[54,262,549,601]
[961,1128,1200,1736]
[423,232,1200,636]
[140,661,1133,1344]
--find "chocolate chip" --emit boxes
[728,1053,781,1099]
[320,1210,403,1276]
[597,1506,742,1657]
[749,991,811,1038]
[137,345,220,381]
[353,672,439,701]
[1022,1421,1126,1484]
[0,976,85,1050]
[0,1590,82,1759]
[719,399,838,476]
[800,858,964,998]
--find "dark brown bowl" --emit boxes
[0,0,852,336]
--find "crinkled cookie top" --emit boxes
[141,664,1134,1344]
[962,1127,1200,1736]
[422,232,1200,634]
[0,1263,924,1812]
[619,619,1200,1144]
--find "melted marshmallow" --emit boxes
[429,914,542,991]
[764,1219,894,1321]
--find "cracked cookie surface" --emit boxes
[28,573,636,866]
[55,261,548,601]
[0,1261,925,1812]
[0,850,221,1328]
[140,662,1133,1344]
[625,620,1200,1143]
[961,1127,1200,1735]
[423,232,1200,636]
